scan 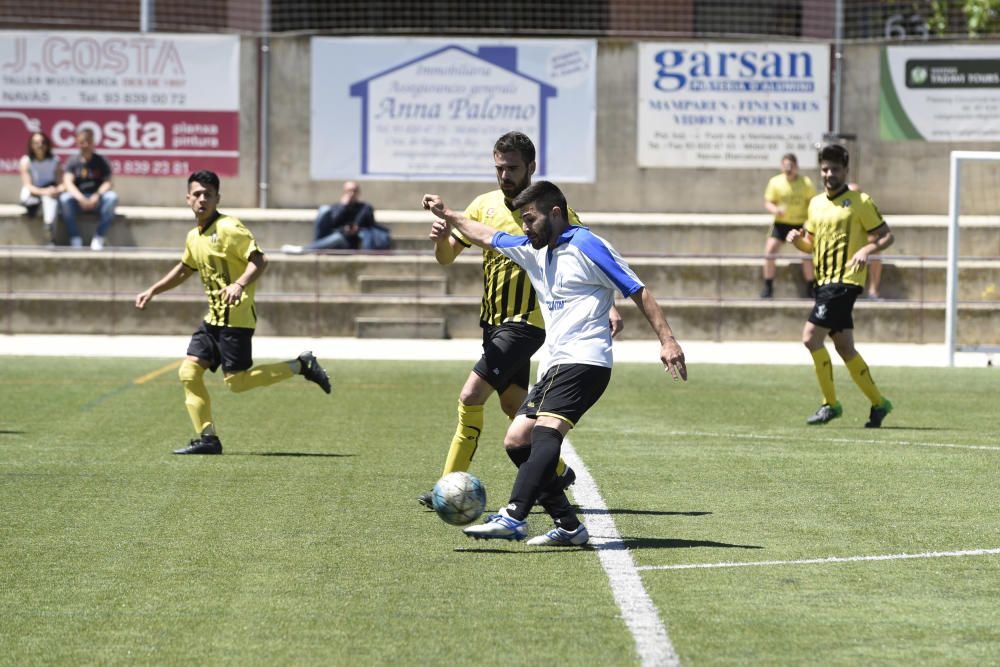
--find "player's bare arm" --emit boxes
[422,194,496,248]
[630,287,687,381]
[787,227,813,253]
[429,219,465,265]
[135,262,195,309]
[848,224,894,270]
[221,250,266,305]
[609,305,624,338]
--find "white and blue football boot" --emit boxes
[463,508,527,541]
[526,524,590,547]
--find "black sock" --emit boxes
[506,426,562,521]
[505,444,531,467]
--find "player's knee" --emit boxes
[178,360,205,387]
[499,395,520,418]
[223,371,250,393]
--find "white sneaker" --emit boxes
[90,236,105,251]
[526,523,590,547]
[463,508,527,541]
[280,244,304,254]
[70,237,83,248]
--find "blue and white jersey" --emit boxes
[492,226,643,368]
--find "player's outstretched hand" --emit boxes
[429,219,450,242]
[785,227,802,244]
[661,337,688,382]
[609,306,624,338]
[135,290,153,310]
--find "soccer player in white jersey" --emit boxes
[422,181,687,546]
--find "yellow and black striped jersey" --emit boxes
[454,189,581,328]
[764,173,816,225]
[805,189,886,288]
[181,213,262,329]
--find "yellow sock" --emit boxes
[179,360,213,435]
[442,402,484,476]
[810,348,838,406]
[224,362,294,393]
[845,353,883,406]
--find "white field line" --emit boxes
[561,438,681,667]
[637,547,1000,572]
[664,430,1000,452]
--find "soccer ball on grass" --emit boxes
[432,472,487,526]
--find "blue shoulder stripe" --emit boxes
[571,229,643,297]
[492,231,531,248]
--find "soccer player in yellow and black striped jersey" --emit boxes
[418,132,621,507]
[135,170,331,454]
[788,145,894,428]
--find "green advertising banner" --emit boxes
[881,45,1000,141]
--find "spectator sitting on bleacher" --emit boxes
[59,128,118,251]
[282,181,390,253]
[19,131,63,246]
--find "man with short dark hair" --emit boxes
[762,153,816,298]
[59,128,118,250]
[422,181,686,546]
[417,131,620,510]
[135,170,332,455]
[787,144,894,427]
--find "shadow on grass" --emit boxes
[621,537,762,550]
[228,452,357,458]
[0,430,26,435]
[580,508,712,517]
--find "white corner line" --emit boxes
[561,438,681,667]
[637,547,1000,572]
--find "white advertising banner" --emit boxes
[880,45,1000,141]
[637,42,830,168]
[0,32,240,176]
[311,37,596,181]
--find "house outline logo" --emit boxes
[348,45,558,177]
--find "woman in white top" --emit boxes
[19,132,63,242]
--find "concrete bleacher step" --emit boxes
[3,248,998,302]
[3,292,998,345]
[4,205,1000,257]
[355,317,447,338]
[357,275,447,296]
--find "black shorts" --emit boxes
[186,322,254,373]
[472,321,545,393]
[516,363,612,427]
[809,283,863,333]
[769,222,803,241]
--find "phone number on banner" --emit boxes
[110,159,192,176]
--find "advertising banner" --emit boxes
[311,37,596,181]
[0,32,240,177]
[637,42,830,168]
[880,45,1000,141]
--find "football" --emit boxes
[432,472,487,526]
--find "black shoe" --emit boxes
[417,491,434,509]
[760,284,774,299]
[806,402,842,425]
[298,351,331,394]
[864,398,893,428]
[173,435,222,455]
[555,466,577,493]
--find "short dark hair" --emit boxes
[188,170,220,191]
[818,144,849,168]
[511,180,566,218]
[782,153,798,164]
[493,131,536,164]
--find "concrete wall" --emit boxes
[5,38,998,213]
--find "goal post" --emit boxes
[946,150,1000,367]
